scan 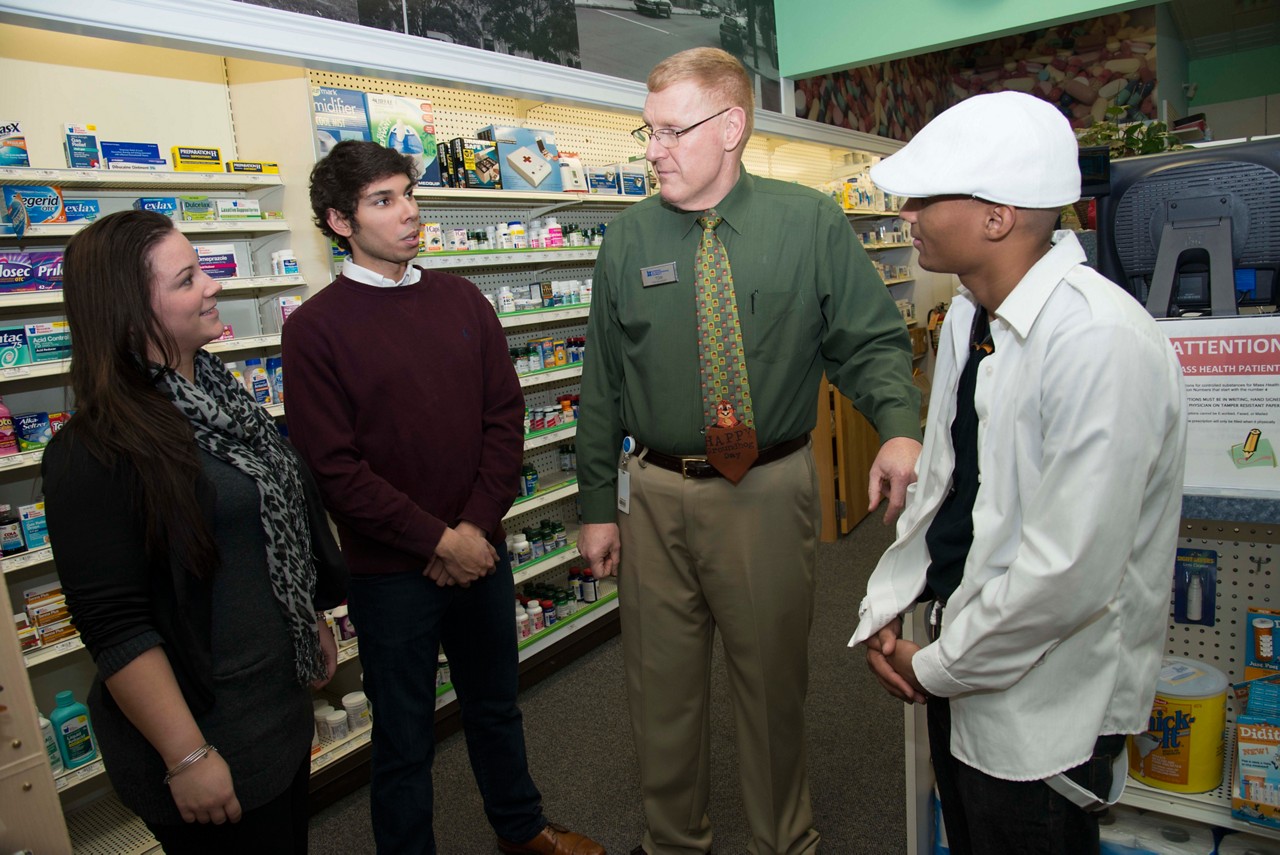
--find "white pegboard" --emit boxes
[65,790,158,855]
[1156,524,1278,807]
[308,70,861,185]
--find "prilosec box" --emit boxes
[195,243,238,279]
[365,93,442,187]
[476,125,563,193]
[3,186,67,225]
[0,252,63,293]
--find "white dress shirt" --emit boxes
[850,231,1187,781]
[341,257,422,288]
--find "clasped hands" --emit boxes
[424,521,497,587]
[864,617,929,705]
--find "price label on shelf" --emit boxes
[0,452,32,470]
[1,366,31,378]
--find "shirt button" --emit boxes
[984,365,993,375]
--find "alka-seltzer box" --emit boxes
[3,186,66,226]
[64,199,99,223]
[172,146,223,173]
[449,138,502,190]
[101,140,167,171]
[1234,716,1280,830]
[365,92,442,188]
[0,251,63,294]
[0,120,29,168]
[225,161,279,174]
[63,123,102,169]
[476,125,563,193]
[25,322,70,363]
[195,243,238,279]
[215,198,261,221]
[15,411,51,450]
[179,195,216,221]
[132,196,179,218]
[0,326,32,368]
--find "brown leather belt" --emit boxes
[638,435,809,479]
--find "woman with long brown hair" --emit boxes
[43,209,346,853]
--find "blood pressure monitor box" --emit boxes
[475,125,563,193]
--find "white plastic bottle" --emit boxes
[526,600,544,632]
[1186,571,1204,622]
[498,287,516,314]
[40,714,63,773]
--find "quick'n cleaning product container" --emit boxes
[1128,657,1227,793]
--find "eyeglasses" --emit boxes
[632,107,732,148]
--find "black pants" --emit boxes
[145,756,310,854]
[927,697,1125,855]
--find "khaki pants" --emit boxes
[618,445,822,855]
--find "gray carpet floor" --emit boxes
[308,514,907,854]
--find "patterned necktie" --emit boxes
[695,211,754,430]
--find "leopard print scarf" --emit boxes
[154,351,325,685]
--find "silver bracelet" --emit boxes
[163,743,217,785]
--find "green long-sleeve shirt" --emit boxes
[577,167,921,523]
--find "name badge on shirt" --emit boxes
[640,262,678,287]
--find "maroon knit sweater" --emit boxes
[281,269,523,575]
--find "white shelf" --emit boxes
[883,277,914,286]
[24,634,85,668]
[176,220,290,237]
[0,289,64,311]
[499,305,591,329]
[518,587,618,660]
[845,208,901,218]
[513,542,580,587]
[416,247,597,270]
[1121,779,1280,840]
[0,448,44,475]
[862,242,914,252]
[1,220,289,243]
[0,359,70,380]
[414,187,642,206]
[505,476,578,520]
[309,723,373,775]
[204,333,281,354]
[2,545,53,576]
[0,165,282,191]
[524,422,576,451]
[217,274,307,294]
[518,364,582,388]
[265,402,285,418]
[54,757,106,793]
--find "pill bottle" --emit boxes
[541,598,557,627]
[526,600,544,632]
[521,465,539,497]
[498,286,516,314]
[555,593,571,621]
[528,530,544,559]
[342,691,371,731]
[569,570,583,602]
[436,653,451,688]
[314,705,334,742]
[528,345,543,373]
[513,535,531,565]
[517,610,530,639]
[324,709,349,742]
[582,569,598,603]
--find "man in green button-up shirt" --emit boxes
[576,47,922,855]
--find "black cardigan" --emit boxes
[42,423,347,715]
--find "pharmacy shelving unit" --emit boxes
[0,2,909,850]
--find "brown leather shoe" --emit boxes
[496,822,605,855]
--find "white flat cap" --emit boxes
[870,91,1082,208]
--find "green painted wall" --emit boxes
[1188,45,1280,106]
[775,0,1154,79]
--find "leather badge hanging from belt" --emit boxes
[696,210,758,484]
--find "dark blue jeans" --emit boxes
[927,696,1122,855]
[348,548,545,854]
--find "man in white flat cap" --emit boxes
[849,91,1187,854]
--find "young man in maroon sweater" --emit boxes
[283,141,604,855]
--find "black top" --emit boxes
[43,427,346,824]
[923,311,994,604]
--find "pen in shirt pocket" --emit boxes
[751,289,758,314]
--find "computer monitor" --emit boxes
[1093,137,1280,317]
